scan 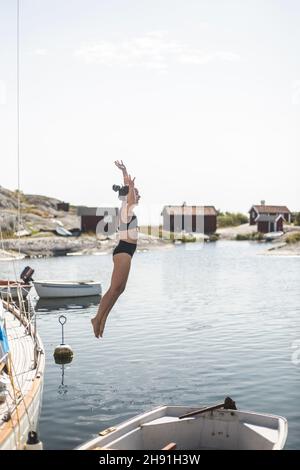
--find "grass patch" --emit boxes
[178,234,197,243]
[209,234,219,242]
[31,231,53,238]
[286,232,300,244]
[236,232,264,241]
[292,212,300,226]
[0,230,15,239]
[25,206,50,218]
[218,212,248,228]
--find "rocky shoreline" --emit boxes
[1,186,299,259]
[0,185,173,259]
[0,233,173,259]
[265,241,300,256]
[2,224,300,259]
[1,232,300,259]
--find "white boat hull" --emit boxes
[263,231,284,241]
[34,280,102,298]
[76,405,288,450]
[0,375,44,450]
[0,301,45,450]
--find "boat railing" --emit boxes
[1,291,43,373]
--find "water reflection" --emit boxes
[58,364,68,396]
[35,295,100,312]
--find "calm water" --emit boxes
[1,241,300,449]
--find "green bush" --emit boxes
[209,234,219,242]
[218,212,249,228]
[293,212,300,226]
[180,235,197,243]
[236,233,251,241]
[236,232,264,241]
[286,232,300,244]
[252,232,264,241]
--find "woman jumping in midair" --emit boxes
[91,160,140,338]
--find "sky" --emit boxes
[0,0,299,225]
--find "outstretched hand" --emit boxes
[115,160,129,184]
[114,160,127,172]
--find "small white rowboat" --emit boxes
[76,398,288,450]
[34,280,102,298]
[263,231,284,241]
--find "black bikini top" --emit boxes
[118,214,138,232]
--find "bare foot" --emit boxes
[91,317,101,338]
[98,314,108,338]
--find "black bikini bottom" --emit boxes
[113,240,137,257]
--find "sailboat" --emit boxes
[0,296,45,449]
[0,1,45,449]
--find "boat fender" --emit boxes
[25,431,43,450]
[54,344,74,364]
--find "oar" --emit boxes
[179,397,237,419]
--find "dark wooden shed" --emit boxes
[57,202,70,212]
[256,214,285,233]
[249,204,291,226]
[77,206,119,235]
[161,205,217,235]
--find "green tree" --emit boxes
[294,212,300,226]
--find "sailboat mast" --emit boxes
[16,0,21,251]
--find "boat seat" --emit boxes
[243,423,278,444]
[161,442,177,450]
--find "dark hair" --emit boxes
[112,184,129,197]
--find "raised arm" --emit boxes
[127,174,136,211]
[119,174,136,223]
[114,160,129,185]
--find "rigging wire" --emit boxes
[1,1,36,445]
[17,0,21,237]
[11,0,21,281]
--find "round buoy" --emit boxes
[54,344,74,364]
[25,431,43,450]
[53,315,74,364]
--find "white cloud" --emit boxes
[74,32,240,71]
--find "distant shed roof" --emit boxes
[162,205,217,216]
[250,205,291,214]
[256,214,285,222]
